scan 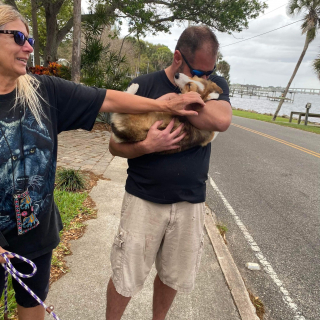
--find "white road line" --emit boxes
[208,175,306,320]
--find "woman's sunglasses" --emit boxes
[0,30,35,47]
[179,50,216,77]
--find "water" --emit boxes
[230,93,320,120]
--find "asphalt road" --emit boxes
[206,116,319,320]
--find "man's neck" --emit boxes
[164,66,178,86]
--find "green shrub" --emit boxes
[55,168,87,192]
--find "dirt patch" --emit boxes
[83,170,111,186]
[92,122,112,132]
[248,291,265,320]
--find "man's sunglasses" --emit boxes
[0,30,35,47]
[179,50,216,77]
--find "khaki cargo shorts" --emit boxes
[110,192,205,297]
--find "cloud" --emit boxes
[82,0,320,88]
[216,10,319,87]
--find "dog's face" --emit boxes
[174,73,223,101]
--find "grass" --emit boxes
[0,277,17,319]
[216,223,228,244]
[216,223,228,236]
[0,185,92,319]
[248,291,265,319]
[232,109,320,134]
[54,190,88,231]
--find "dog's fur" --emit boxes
[111,73,223,154]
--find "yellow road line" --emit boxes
[231,123,320,159]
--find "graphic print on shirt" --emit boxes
[0,108,55,234]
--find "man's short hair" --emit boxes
[175,25,219,63]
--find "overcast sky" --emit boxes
[83,0,319,88]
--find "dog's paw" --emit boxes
[207,92,220,100]
[126,83,139,95]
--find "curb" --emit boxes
[204,206,260,320]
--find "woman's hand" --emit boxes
[165,92,205,116]
[0,246,13,264]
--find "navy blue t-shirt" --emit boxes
[125,70,230,204]
[0,75,105,259]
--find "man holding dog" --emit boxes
[107,26,232,320]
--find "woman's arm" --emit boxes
[100,90,205,116]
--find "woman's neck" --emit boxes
[0,74,18,94]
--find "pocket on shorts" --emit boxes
[110,226,127,282]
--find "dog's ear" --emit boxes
[182,82,199,94]
[210,82,223,94]
[189,82,199,93]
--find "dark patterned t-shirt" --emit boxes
[0,75,105,259]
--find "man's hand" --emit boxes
[165,92,205,116]
[141,119,186,153]
[0,246,13,264]
[109,118,186,159]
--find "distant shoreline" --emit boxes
[232,107,320,125]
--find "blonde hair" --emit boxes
[0,4,46,126]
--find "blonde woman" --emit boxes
[0,5,205,319]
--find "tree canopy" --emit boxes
[6,0,267,64]
[10,0,73,59]
[313,54,320,80]
[124,37,174,75]
[216,52,231,85]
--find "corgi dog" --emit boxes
[111,73,223,154]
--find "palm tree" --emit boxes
[272,0,320,121]
[313,53,320,79]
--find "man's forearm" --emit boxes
[109,137,148,159]
[186,100,232,132]
[109,118,185,158]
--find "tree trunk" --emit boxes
[42,1,67,66]
[43,10,59,65]
[39,0,115,68]
[71,0,82,83]
[31,0,40,66]
[272,35,311,121]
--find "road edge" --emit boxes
[204,206,260,320]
